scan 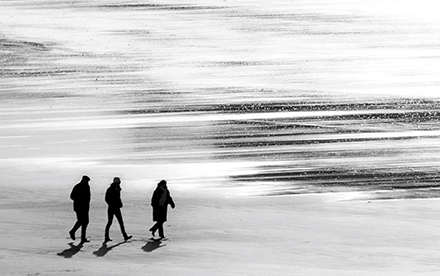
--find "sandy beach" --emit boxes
[2,0,440,275]
[1,182,440,275]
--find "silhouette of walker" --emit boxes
[149,180,175,239]
[104,177,132,243]
[69,175,91,243]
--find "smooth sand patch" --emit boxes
[1,186,440,275]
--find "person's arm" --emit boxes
[168,194,175,209]
[151,189,159,207]
[118,190,123,208]
[105,188,110,205]
[70,185,77,201]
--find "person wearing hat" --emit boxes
[104,177,132,243]
[69,175,91,243]
[149,180,175,239]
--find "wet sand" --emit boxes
[2,0,440,197]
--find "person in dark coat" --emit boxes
[69,175,91,243]
[104,177,132,243]
[149,180,175,239]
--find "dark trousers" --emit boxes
[150,221,165,238]
[105,207,128,239]
[71,210,89,240]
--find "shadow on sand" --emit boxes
[57,242,83,258]
[142,239,165,253]
[93,241,129,257]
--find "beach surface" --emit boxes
[2,0,440,275]
[2,184,440,275]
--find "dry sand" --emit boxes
[1,183,440,276]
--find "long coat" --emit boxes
[70,181,91,212]
[151,186,175,222]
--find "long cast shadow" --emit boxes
[142,239,165,252]
[93,241,128,257]
[57,242,83,258]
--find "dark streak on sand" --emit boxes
[234,166,440,199]
[99,3,225,11]
[120,98,440,114]
[0,37,76,79]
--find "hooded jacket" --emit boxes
[151,184,174,222]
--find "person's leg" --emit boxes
[149,221,160,236]
[80,210,89,242]
[105,208,114,241]
[158,221,165,238]
[114,208,131,240]
[69,211,82,240]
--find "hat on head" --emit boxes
[82,175,90,182]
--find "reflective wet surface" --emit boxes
[1,0,440,197]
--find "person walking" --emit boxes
[104,177,132,243]
[69,175,91,243]
[149,180,175,239]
